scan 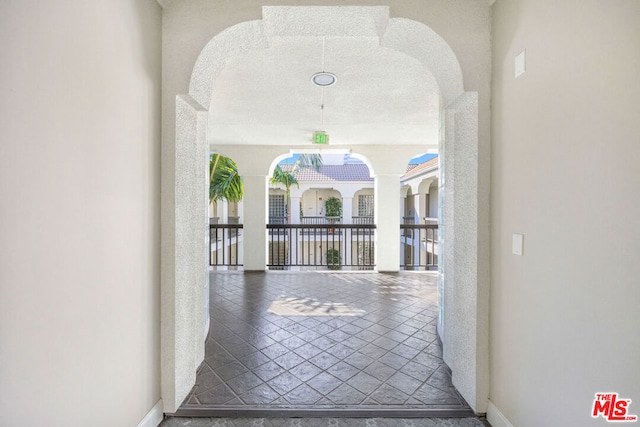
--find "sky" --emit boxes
[408,153,438,164]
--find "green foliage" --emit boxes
[292,153,323,173]
[326,248,342,270]
[324,196,342,217]
[210,154,243,204]
[270,165,299,197]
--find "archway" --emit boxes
[162,6,487,414]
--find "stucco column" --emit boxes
[290,196,301,224]
[289,195,301,269]
[237,198,244,225]
[219,199,229,223]
[375,174,401,272]
[413,194,423,222]
[342,196,353,268]
[342,196,353,224]
[242,174,268,271]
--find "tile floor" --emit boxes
[177,271,471,416]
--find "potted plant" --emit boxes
[326,248,342,270]
[324,196,342,225]
[324,196,342,233]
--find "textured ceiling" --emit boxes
[208,35,440,147]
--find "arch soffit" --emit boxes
[188,11,465,111]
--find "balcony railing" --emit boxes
[269,216,288,225]
[402,216,416,225]
[210,221,438,271]
[300,216,342,225]
[267,224,375,270]
[209,224,243,268]
[400,224,438,270]
[352,216,374,224]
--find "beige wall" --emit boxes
[491,1,640,425]
[0,1,162,426]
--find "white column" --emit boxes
[414,194,423,222]
[288,195,300,270]
[342,196,353,224]
[220,199,229,223]
[375,174,401,272]
[342,196,353,268]
[237,199,244,225]
[412,194,422,265]
[242,174,268,271]
[290,196,301,224]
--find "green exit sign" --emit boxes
[313,132,329,144]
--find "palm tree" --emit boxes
[270,165,299,222]
[291,153,323,173]
[209,153,243,204]
[270,154,323,222]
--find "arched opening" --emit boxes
[400,152,440,271]
[162,6,487,415]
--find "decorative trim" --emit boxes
[487,400,514,427]
[137,399,164,427]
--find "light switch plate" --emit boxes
[512,234,524,256]
[515,50,526,78]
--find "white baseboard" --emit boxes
[487,400,514,427]
[137,399,164,427]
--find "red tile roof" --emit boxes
[281,164,373,182]
[402,156,439,180]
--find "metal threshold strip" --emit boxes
[170,406,475,418]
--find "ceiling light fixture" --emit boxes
[312,72,337,87]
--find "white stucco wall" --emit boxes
[162,1,491,412]
[0,1,162,426]
[490,1,640,426]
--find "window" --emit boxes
[358,194,374,217]
[269,194,286,224]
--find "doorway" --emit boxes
[162,6,488,415]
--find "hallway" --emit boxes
[175,271,472,417]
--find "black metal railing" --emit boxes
[211,222,437,271]
[403,216,416,224]
[300,216,342,225]
[267,224,375,270]
[209,224,243,268]
[352,216,374,224]
[269,216,288,225]
[400,224,438,270]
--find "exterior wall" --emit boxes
[301,189,342,217]
[0,1,162,426]
[490,1,640,426]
